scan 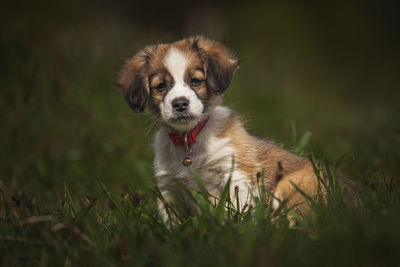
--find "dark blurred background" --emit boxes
[1,0,399,204]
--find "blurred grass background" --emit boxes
[1,0,400,265]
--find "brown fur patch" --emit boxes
[117,45,157,112]
[216,112,311,194]
[193,36,239,94]
[183,50,209,104]
[274,164,321,215]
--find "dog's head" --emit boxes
[117,36,239,132]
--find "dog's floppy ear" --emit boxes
[192,36,239,95]
[116,46,155,113]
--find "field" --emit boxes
[1,1,400,266]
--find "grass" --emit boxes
[2,151,400,266]
[1,2,400,266]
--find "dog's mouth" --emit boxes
[165,112,203,131]
[170,113,196,124]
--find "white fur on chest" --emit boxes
[154,106,255,210]
[154,127,234,194]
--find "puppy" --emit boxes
[117,36,323,220]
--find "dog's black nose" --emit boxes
[172,97,189,112]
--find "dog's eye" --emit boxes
[155,82,166,91]
[190,78,202,86]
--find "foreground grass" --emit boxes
[1,157,400,266]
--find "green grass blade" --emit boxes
[96,178,124,218]
[146,185,184,225]
[295,131,311,156]
[289,181,316,207]
[64,180,77,217]
[70,191,105,225]
[216,177,231,221]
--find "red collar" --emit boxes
[169,116,210,146]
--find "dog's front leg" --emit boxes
[157,190,176,224]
